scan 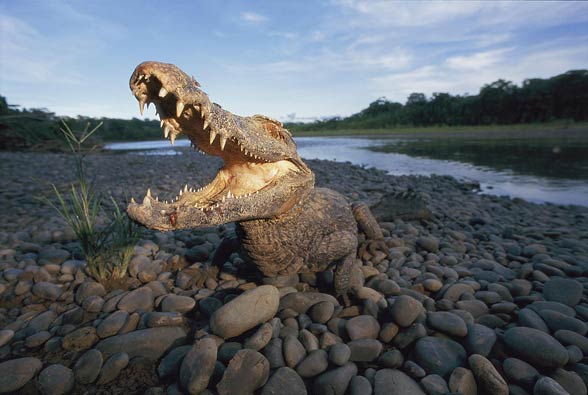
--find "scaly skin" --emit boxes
[126,61,384,296]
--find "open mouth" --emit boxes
[127,62,312,229]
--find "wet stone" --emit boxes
[74,349,103,384]
[37,364,75,395]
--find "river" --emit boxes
[105,137,588,207]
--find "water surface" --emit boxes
[105,136,588,207]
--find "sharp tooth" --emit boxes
[147,188,152,198]
[184,185,188,192]
[160,210,166,215]
[156,197,159,201]
[227,191,232,198]
[209,130,217,145]
[220,136,227,151]
[131,197,136,204]
[164,125,170,138]
[240,145,244,151]
[170,133,176,145]
[176,101,184,117]
[160,120,164,127]
[139,97,146,115]
[143,195,151,207]
[179,189,183,196]
[159,87,168,97]
[221,196,226,202]
[204,118,210,130]
[194,104,200,112]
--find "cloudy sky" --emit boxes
[1,1,587,122]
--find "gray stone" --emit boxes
[309,301,335,324]
[313,362,357,395]
[161,294,196,313]
[378,349,404,369]
[97,310,129,338]
[417,236,439,252]
[539,309,587,335]
[243,323,273,351]
[349,375,372,395]
[211,285,280,339]
[348,339,383,362]
[465,323,496,356]
[0,329,14,348]
[469,354,508,395]
[329,343,351,366]
[62,326,99,351]
[97,352,129,385]
[518,307,550,333]
[32,282,62,301]
[534,376,571,395]
[37,364,74,395]
[346,315,380,340]
[75,281,106,305]
[414,336,466,377]
[74,349,103,384]
[296,349,328,378]
[550,368,587,395]
[420,374,449,395]
[503,358,539,387]
[82,295,104,313]
[427,311,467,337]
[284,335,306,368]
[504,327,569,369]
[374,369,426,395]
[96,326,187,361]
[555,329,588,354]
[25,330,51,348]
[261,367,307,395]
[179,338,217,395]
[263,338,285,369]
[389,295,422,327]
[158,345,191,379]
[543,277,583,307]
[0,357,43,393]
[279,292,339,314]
[145,311,184,327]
[117,286,154,313]
[448,367,477,395]
[217,349,270,395]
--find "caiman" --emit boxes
[127,61,386,298]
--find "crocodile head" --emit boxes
[126,61,314,231]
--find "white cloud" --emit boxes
[445,48,513,71]
[241,12,268,24]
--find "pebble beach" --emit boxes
[1,147,588,394]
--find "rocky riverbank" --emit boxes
[1,148,588,394]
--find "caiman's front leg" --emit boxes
[352,202,388,258]
[314,230,359,302]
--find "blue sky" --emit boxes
[1,1,587,122]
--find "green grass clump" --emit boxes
[45,121,139,283]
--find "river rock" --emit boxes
[555,329,588,354]
[348,339,383,362]
[427,311,467,337]
[504,327,569,369]
[158,345,191,380]
[0,329,14,348]
[346,315,380,340]
[329,343,351,366]
[534,376,571,395]
[448,367,477,395]
[96,326,187,361]
[62,326,99,351]
[296,349,329,378]
[243,322,273,351]
[261,367,307,395]
[414,336,466,377]
[468,354,508,395]
[503,357,539,387]
[161,294,196,313]
[284,335,306,368]
[374,369,426,395]
[550,368,587,395]
[75,281,106,305]
[97,310,129,338]
[32,282,62,300]
[539,309,587,335]
[389,295,422,327]
[543,277,583,307]
[420,374,449,395]
[217,349,270,395]
[179,338,217,395]
[117,286,154,313]
[74,349,103,384]
[279,292,339,314]
[97,352,129,384]
[37,364,74,395]
[465,323,496,356]
[0,357,42,393]
[309,301,335,323]
[313,362,357,395]
[211,285,280,339]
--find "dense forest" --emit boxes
[1,69,587,150]
[286,69,588,131]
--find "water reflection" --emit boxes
[105,137,588,207]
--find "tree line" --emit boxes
[286,69,588,131]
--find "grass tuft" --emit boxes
[44,120,139,283]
